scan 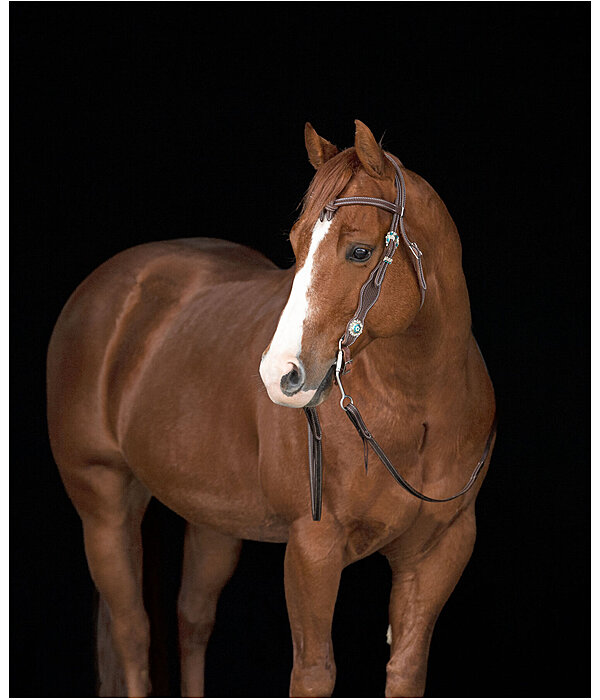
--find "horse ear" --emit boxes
[304,122,339,169]
[354,119,387,178]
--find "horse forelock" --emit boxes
[300,149,360,223]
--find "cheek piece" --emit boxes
[302,153,497,521]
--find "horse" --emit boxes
[47,119,496,698]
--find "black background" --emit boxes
[10,3,590,698]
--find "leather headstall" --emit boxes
[303,153,497,521]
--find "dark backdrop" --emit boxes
[10,3,590,698]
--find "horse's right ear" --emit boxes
[304,123,339,169]
[354,119,388,178]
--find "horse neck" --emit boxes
[363,220,473,401]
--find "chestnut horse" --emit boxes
[47,120,496,697]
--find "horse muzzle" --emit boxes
[259,354,334,408]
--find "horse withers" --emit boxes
[47,120,496,697]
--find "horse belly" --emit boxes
[122,397,289,541]
[118,294,292,543]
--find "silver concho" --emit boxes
[385,231,400,247]
[348,319,364,337]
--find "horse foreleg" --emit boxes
[381,510,477,697]
[177,523,242,698]
[284,517,345,698]
[69,465,151,697]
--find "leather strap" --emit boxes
[303,400,497,520]
[343,402,497,503]
[322,155,426,375]
[304,406,323,521]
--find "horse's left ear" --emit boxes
[304,122,339,169]
[354,119,388,178]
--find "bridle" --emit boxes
[303,153,497,521]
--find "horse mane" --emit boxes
[300,148,360,223]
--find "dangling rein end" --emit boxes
[303,406,323,521]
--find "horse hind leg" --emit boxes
[177,523,242,698]
[61,461,151,697]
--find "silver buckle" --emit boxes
[407,240,422,259]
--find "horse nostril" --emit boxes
[280,362,305,397]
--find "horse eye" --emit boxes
[348,246,373,263]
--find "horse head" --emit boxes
[260,120,424,408]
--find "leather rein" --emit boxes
[303,154,497,521]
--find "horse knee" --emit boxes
[177,598,217,651]
[290,660,336,698]
[111,608,150,659]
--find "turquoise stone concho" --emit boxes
[348,319,364,337]
[385,231,400,247]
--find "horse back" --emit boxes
[47,238,279,469]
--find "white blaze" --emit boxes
[259,217,332,407]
